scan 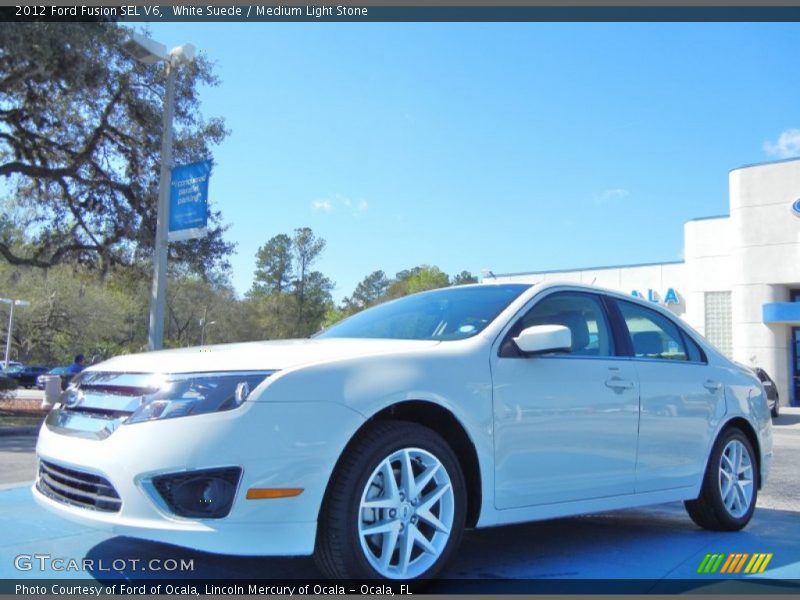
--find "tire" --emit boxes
[684,428,758,531]
[314,420,466,580]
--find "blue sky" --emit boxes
[146,22,800,301]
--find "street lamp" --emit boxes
[0,298,30,369]
[123,32,196,351]
[199,318,216,346]
[199,306,216,346]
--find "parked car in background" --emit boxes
[34,283,774,581]
[754,367,780,418]
[7,365,50,388]
[36,367,73,391]
[0,360,23,371]
[0,371,17,394]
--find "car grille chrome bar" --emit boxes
[36,460,121,513]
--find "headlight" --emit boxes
[125,371,273,425]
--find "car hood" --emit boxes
[87,338,442,375]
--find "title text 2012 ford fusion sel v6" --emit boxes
[34,282,773,580]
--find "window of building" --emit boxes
[704,291,732,358]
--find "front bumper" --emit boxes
[34,400,365,556]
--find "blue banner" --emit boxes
[168,160,212,242]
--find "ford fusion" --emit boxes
[34,282,773,580]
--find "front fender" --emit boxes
[252,348,496,523]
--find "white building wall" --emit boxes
[495,157,800,407]
[729,159,800,404]
[494,262,686,318]
[683,217,733,336]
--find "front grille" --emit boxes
[37,460,121,513]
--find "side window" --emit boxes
[681,331,706,363]
[504,293,613,357]
[616,300,698,362]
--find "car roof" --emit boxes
[526,280,685,318]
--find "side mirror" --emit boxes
[513,325,572,355]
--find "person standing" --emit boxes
[66,353,85,374]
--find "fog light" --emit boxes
[152,467,241,518]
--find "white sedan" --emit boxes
[34,282,773,580]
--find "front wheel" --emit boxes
[684,428,758,531]
[314,421,466,580]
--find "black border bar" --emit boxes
[7,5,800,22]
[2,578,800,595]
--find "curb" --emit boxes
[0,481,33,491]
[0,426,40,436]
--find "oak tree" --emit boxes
[0,22,233,276]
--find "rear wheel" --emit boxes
[315,421,466,580]
[684,428,758,531]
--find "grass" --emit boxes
[0,414,45,427]
[0,404,47,428]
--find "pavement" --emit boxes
[0,406,798,591]
[0,436,36,486]
[11,388,47,401]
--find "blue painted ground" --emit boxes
[1,484,799,592]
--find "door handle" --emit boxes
[605,377,634,391]
[704,380,722,392]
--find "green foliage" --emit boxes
[0,263,148,365]
[249,227,334,338]
[384,265,451,300]
[322,304,346,329]
[333,267,479,325]
[0,22,232,277]
[0,222,480,360]
[0,262,264,363]
[251,234,293,295]
[342,270,389,316]
[164,275,262,348]
[452,270,479,285]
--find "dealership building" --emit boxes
[494,158,800,408]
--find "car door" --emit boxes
[491,291,640,509]
[610,298,726,493]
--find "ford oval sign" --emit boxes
[793,198,800,218]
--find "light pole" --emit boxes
[122,32,195,351]
[1,298,30,369]
[199,306,216,346]
[199,318,216,346]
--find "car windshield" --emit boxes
[318,284,530,341]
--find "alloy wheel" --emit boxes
[358,447,455,579]
[718,438,754,518]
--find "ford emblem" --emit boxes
[793,198,800,218]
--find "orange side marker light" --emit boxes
[246,488,304,500]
